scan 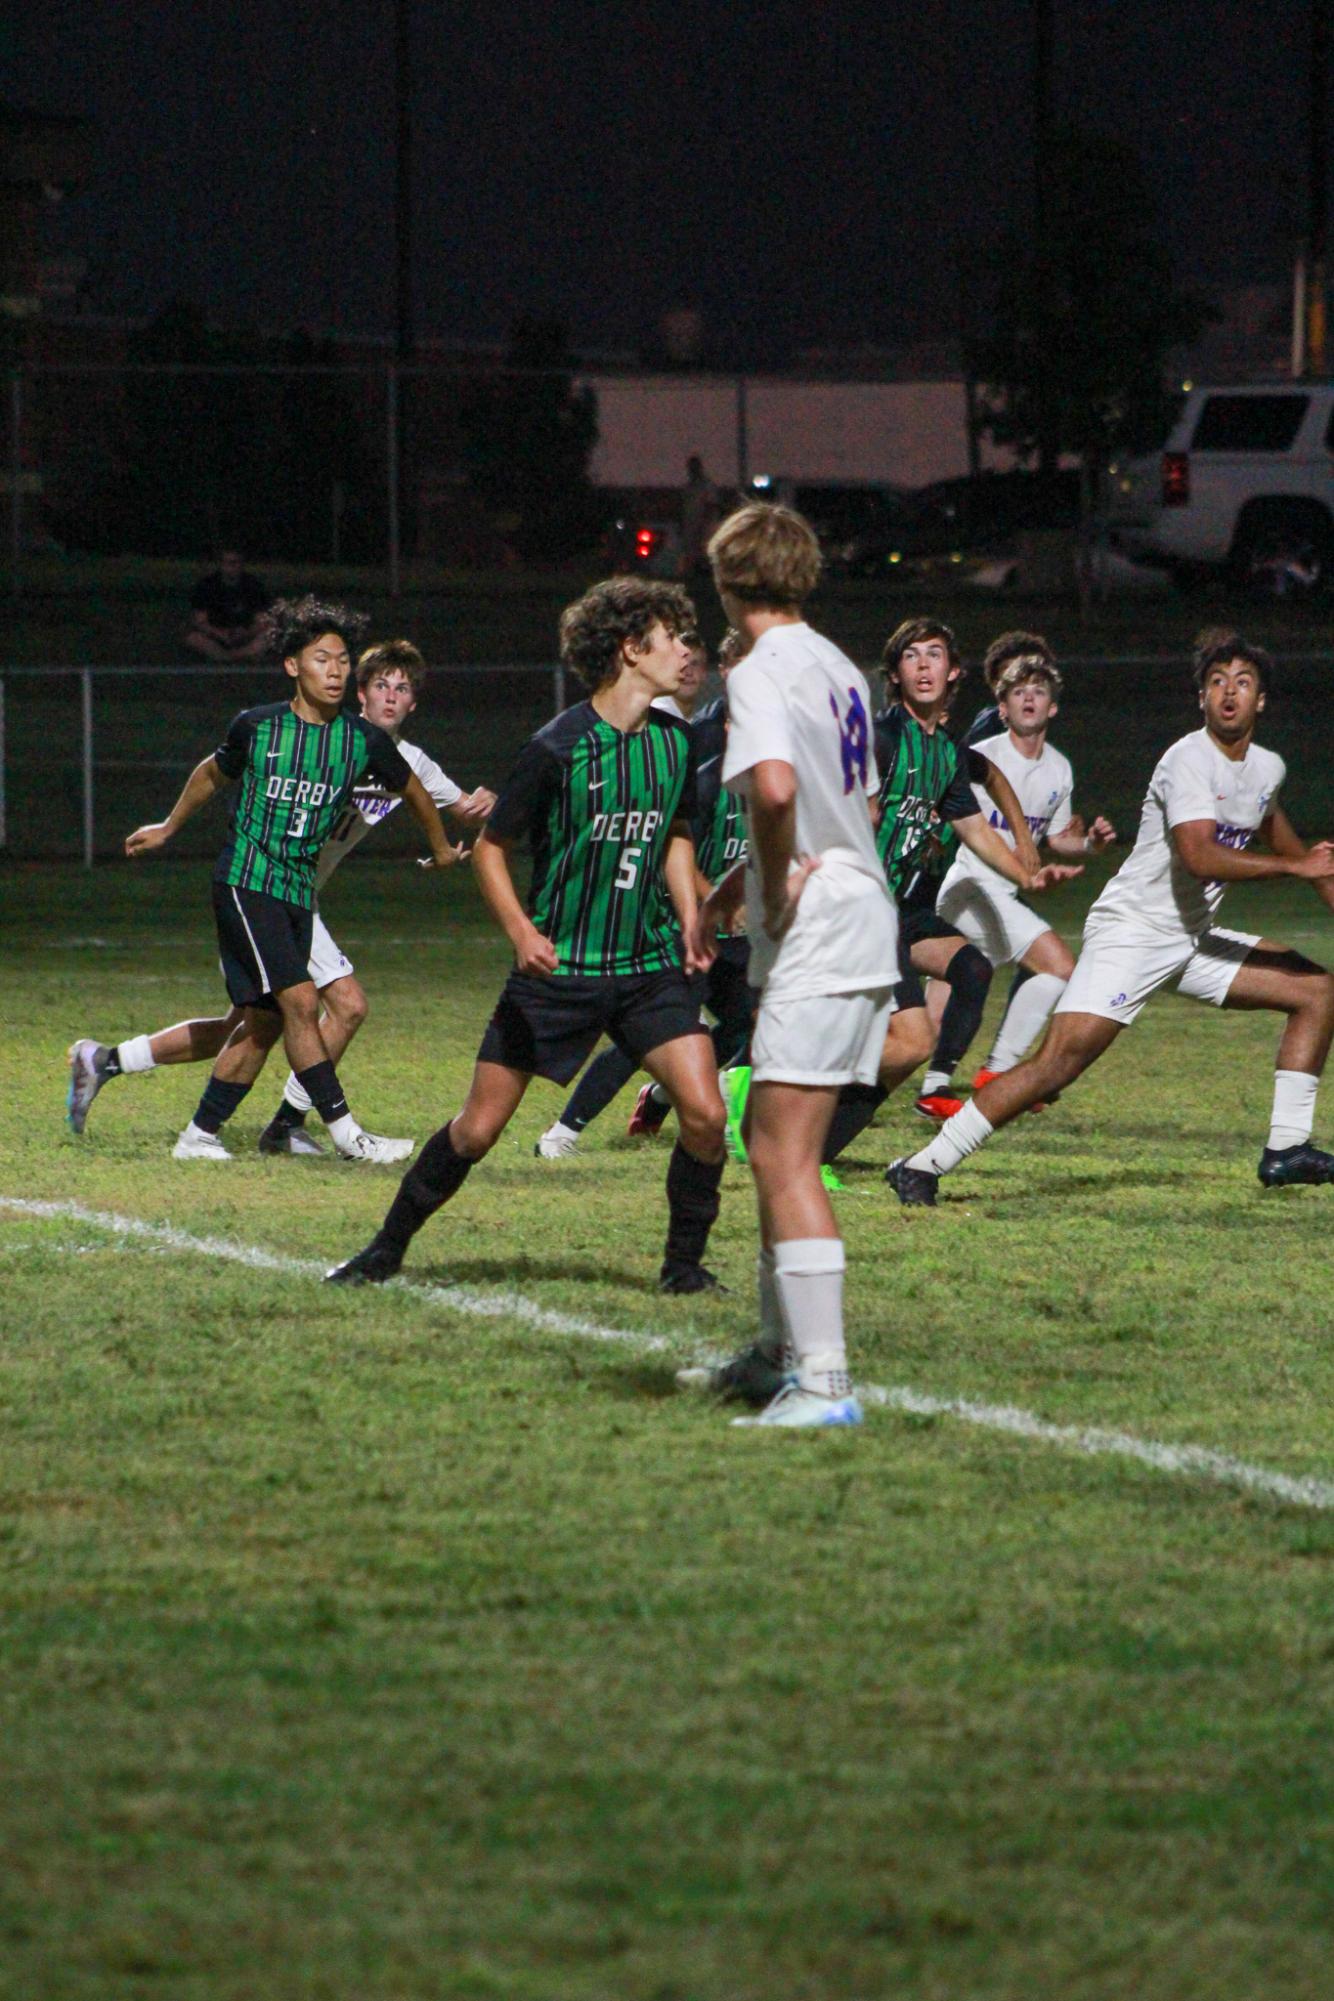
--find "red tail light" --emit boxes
[1162,453,1190,506]
[634,527,658,561]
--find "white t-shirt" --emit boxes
[945,731,1074,899]
[315,736,462,889]
[722,622,897,999]
[651,694,687,720]
[1091,728,1285,942]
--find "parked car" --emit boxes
[822,469,1081,577]
[1107,383,1334,595]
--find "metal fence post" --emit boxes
[387,360,401,598]
[735,373,749,489]
[0,673,6,849]
[81,668,94,868]
[9,370,21,601]
[552,659,566,716]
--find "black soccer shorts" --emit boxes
[894,883,964,1013]
[477,966,708,1086]
[212,881,315,1010]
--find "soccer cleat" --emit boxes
[172,1122,232,1161]
[1258,1141,1334,1187]
[658,1260,727,1295]
[335,1130,415,1165]
[66,1039,111,1135]
[257,1118,326,1156]
[914,1090,964,1121]
[819,1164,846,1193]
[627,1083,669,1139]
[971,1066,1000,1090]
[885,1156,938,1207]
[675,1341,793,1406]
[324,1234,404,1285]
[722,1064,751,1162]
[731,1382,864,1429]
[534,1121,580,1159]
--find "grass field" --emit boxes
[4,856,1334,2000]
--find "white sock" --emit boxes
[773,1238,849,1396]
[648,1082,670,1109]
[282,1070,313,1114]
[907,1098,994,1176]
[117,1034,156,1074]
[756,1248,790,1367]
[987,972,1067,1072]
[921,1068,953,1096]
[1268,1069,1318,1150]
[326,1112,363,1151]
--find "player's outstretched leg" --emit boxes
[326,1062,528,1283]
[1219,944,1334,1186]
[645,1035,727,1293]
[888,1012,1118,1205]
[67,1014,240,1135]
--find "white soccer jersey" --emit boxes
[1091,728,1285,942]
[651,694,687,719]
[315,737,462,889]
[722,622,897,999]
[946,731,1074,895]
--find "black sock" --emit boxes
[822,1083,888,1164]
[296,1059,349,1126]
[101,1045,124,1079]
[269,1097,307,1129]
[193,1077,252,1135]
[934,944,993,1075]
[561,1044,639,1133]
[380,1121,474,1252]
[663,1141,725,1269]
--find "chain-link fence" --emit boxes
[6,653,1334,869]
[0,663,567,863]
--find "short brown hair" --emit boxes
[1192,628,1272,693]
[995,655,1063,701]
[356,638,427,693]
[559,577,696,691]
[717,626,747,673]
[981,629,1055,694]
[881,617,963,698]
[708,502,822,609]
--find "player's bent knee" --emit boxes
[677,1099,726,1158]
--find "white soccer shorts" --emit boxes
[750,984,897,1087]
[1055,918,1258,1027]
[936,872,1053,968]
[307,911,355,989]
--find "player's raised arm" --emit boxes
[401,769,467,868]
[125,754,229,857]
[951,809,1081,894]
[1258,805,1334,907]
[975,758,1041,876]
[1172,818,1334,886]
[472,828,559,975]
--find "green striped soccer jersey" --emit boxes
[212,702,412,908]
[486,701,697,978]
[872,705,977,899]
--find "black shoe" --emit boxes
[1258,1141,1334,1188]
[675,1341,791,1406]
[658,1261,727,1295]
[325,1234,404,1285]
[885,1156,938,1207]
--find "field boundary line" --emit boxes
[5,1195,1334,1512]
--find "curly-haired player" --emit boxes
[326,576,730,1294]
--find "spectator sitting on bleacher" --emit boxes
[185,549,272,661]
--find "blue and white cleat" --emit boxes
[731,1383,863,1429]
[66,1039,109,1134]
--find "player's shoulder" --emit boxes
[529,699,599,761]
[236,700,288,726]
[645,704,691,741]
[962,702,1001,748]
[1042,740,1075,785]
[1250,739,1287,787]
[1155,727,1211,776]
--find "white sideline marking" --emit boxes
[4,1195,1334,1512]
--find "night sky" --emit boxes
[4,2,1315,359]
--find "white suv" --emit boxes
[1108,383,1334,593]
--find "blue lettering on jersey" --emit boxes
[1214,821,1254,851]
[830,686,869,795]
